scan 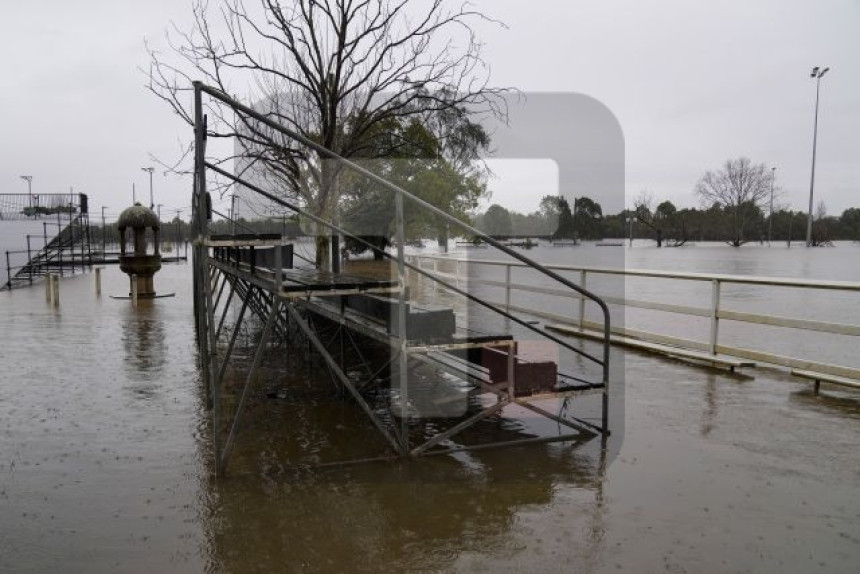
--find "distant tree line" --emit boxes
[474,157,860,246]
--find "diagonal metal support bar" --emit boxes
[215,277,237,341]
[219,299,280,475]
[515,401,598,437]
[213,270,228,310]
[410,400,508,457]
[284,303,402,454]
[419,432,589,456]
[216,284,252,391]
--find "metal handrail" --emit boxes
[412,254,860,292]
[194,82,611,380]
[408,253,860,380]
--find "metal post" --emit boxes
[193,81,222,475]
[95,267,102,296]
[45,273,52,300]
[51,275,59,307]
[26,236,32,284]
[68,203,75,274]
[56,212,63,277]
[768,167,776,245]
[578,270,587,329]
[806,67,829,247]
[79,211,85,270]
[273,243,282,292]
[131,274,138,306]
[331,233,340,274]
[142,167,155,210]
[709,279,721,355]
[505,264,512,313]
[101,207,106,261]
[5,252,9,290]
[395,190,409,454]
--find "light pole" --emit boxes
[101,206,106,258]
[627,216,635,246]
[806,66,830,247]
[768,167,776,245]
[20,175,33,210]
[230,194,238,236]
[141,167,155,209]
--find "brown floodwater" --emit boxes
[1,247,859,573]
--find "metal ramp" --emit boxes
[189,82,611,476]
[3,193,92,289]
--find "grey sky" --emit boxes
[1,0,857,220]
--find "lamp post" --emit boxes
[768,167,776,245]
[101,206,106,259]
[230,194,238,236]
[141,166,155,209]
[627,216,635,246]
[20,175,33,210]
[157,204,163,254]
[806,66,830,247]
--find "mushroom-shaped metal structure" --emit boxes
[117,203,162,298]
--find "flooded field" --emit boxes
[1,245,860,573]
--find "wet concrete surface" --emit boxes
[1,260,859,573]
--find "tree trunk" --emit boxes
[315,234,331,270]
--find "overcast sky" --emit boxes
[1,0,857,220]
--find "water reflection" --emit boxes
[120,300,166,392]
[199,431,608,573]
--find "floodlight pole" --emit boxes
[141,167,155,210]
[20,175,33,209]
[806,66,829,247]
[768,167,775,245]
[101,206,106,258]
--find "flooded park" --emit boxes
[1,241,859,573]
[3,1,860,572]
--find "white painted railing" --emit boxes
[408,254,860,381]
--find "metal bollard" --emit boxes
[95,267,102,296]
[45,273,53,301]
[51,275,60,307]
[131,274,138,306]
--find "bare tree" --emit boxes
[146,0,507,268]
[812,200,832,246]
[695,157,771,247]
[633,191,683,247]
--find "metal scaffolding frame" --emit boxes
[190,81,612,476]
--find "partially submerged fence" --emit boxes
[408,254,860,381]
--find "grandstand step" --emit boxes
[343,294,456,340]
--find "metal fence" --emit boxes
[409,254,860,380]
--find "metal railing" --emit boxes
[408,254,860,381]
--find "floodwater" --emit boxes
[1,243,859,573]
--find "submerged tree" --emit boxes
[538,195,562,236]
[694,157,772,246]
[481,204,513,236]
[573,196,603,240]
[551,197,576,240]
[147,0,506,269]
[634,192,687,247]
